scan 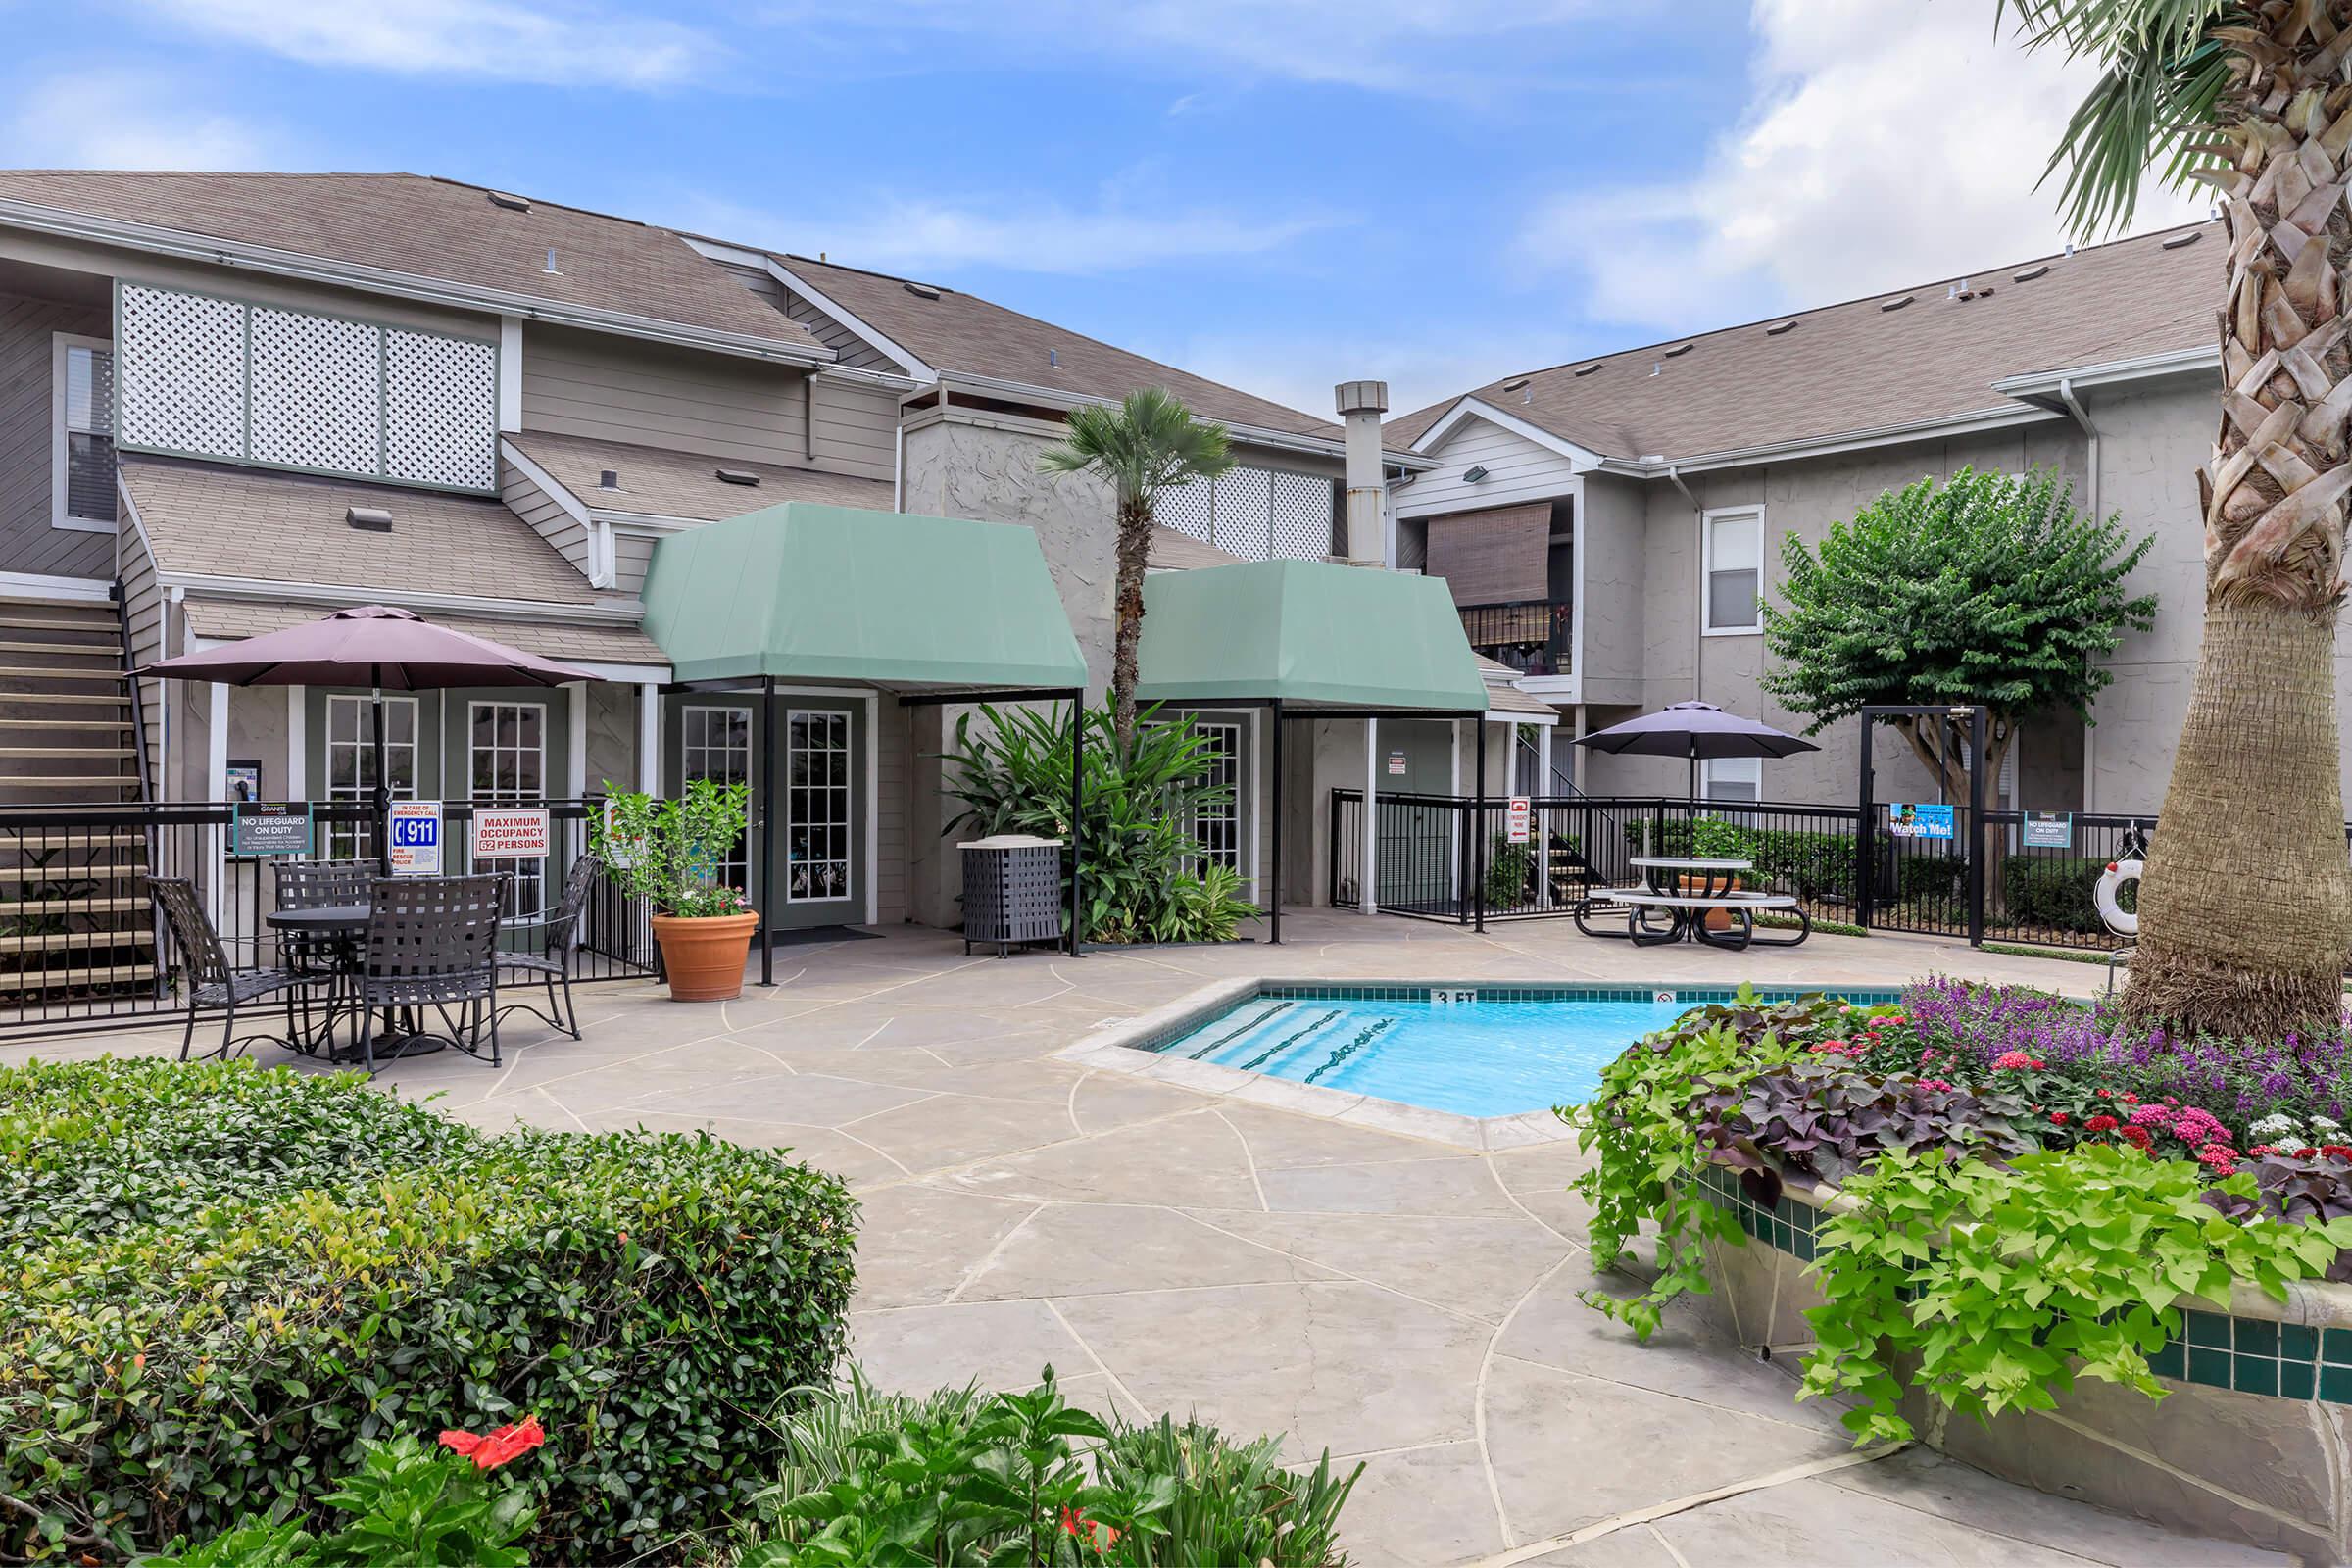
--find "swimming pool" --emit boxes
[1142,983,1897,1119]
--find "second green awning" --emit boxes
[642,502,1088,690]
[1135,558,1489,710]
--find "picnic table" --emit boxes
[1572,855,1811,950]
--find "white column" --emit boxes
[498,316,524,433]
[637,684,661,794]
[564,682,588,798]
[285,687,307,801]
[862,692,879,927]
[206,682,229,931]
[1360,716,1379,916]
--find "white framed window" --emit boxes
[1701,505,1764,634]
[52,334,117,533]
[681,706,752,896]
[1701,756,1762,804]
[787,709,853,903]
[325,696,418,860]
[470,701,546,917]
[1186,719,1244,873]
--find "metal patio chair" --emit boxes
[351,872,509,1075]
[494,854,600,1040]
[150,875,316,1062]
[271,858,374,976]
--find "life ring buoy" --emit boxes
[2095,858,2141,936]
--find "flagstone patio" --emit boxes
[8,913,2284,1566]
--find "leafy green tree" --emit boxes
[2003,0,2352,1034]
[1038,388,1234,747]
[1760,466,2156,803]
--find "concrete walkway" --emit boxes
[8,913,2281,1566]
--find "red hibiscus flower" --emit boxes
[2084,1114,2119,1133]
[2118,1125,2153,1150]
[439,1415,546,1471]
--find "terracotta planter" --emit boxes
[650,911,760,1002]
[1676,874,1743,932]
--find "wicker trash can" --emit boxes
[960,835,1064,957]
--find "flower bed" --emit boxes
[1572,985,2352,1559]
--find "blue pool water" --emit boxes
[1150,986,1897,1118]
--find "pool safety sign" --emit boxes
[232,801,312,857]
[1387,750,1407,776]
[471,807,551,860]
[2022,811,2074,849]
[1888,803,1955,841]
[388,801,443,875]
[1504,796,1532,844]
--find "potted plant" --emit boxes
[591,778,757,1002]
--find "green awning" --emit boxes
[642,502,1088,690]
[1134,559,1489,710]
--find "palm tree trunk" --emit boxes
[1109,493,1152,749]
[2126,8,2352,1036]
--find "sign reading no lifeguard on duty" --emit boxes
[472,808,552,860]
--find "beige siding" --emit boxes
[0,291,114,580]
[499,453,592,578]
[611,529,660,599]
[118,523,164,797]
[809,375,897,481]
[1397,417,1580,518]
[520,323,811,466]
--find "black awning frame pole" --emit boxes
[1473,719,1487,934]
[1068,696,1083,958]
[759,674,778,987]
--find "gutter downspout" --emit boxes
[2056,377,2101,814]
[1668,466,1702,703]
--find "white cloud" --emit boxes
[2,69,277,169]
[1517,0,2211,332]
[138,0,718,89]
[683,193,1347,278]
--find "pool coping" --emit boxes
[1060,976,1899,1152]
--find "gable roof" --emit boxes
[506,431,892,520]
[770,253,1343,442]
[0,171,825,358]
[1386,222,2220,464]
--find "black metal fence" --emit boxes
[1328,788,2193,952]
[0,798,655,1039]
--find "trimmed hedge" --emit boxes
[1655,818,1855,901]
[0,1058,858,1564]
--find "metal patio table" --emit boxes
[1605,855,1758,947]
[264,902,448,1060]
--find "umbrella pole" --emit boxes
[371,679,391,876]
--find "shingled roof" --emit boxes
[773,254,1342,442]
[0,171,823,356]
[1386,222,2221,463]
[507,431,893,519]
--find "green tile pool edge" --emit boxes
[1690,1165,2348,1403]
[1133,982,1905,1056]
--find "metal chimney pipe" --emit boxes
[1334,379,1389,565]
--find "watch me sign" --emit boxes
[471,808,552,860]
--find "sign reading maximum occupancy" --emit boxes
[471,808,552,860]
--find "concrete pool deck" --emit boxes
[5,911,2281,1566]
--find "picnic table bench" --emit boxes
[1572,885,1811,950]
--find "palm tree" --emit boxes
[1038,388,1234,748]
[2009,0,2352,1035]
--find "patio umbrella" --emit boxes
[1573,700,1820,807]
[137,606,599,872]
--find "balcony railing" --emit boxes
[1459,598,1572,676]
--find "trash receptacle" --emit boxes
[960,835,1064,957]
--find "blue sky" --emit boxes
[0,0,2203,418]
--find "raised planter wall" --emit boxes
[1690,1164,2352,1563]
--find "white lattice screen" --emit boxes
[115,283,499,492]
[1158,479,1213,543]
[250,307,380,472]
[1270,470,1335,560]
[118,285,244,459]
[385,330,497,489]
[1152,466,1334,564]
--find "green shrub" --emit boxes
[1999,856,2126,934]
[1896,854,1964,903]
[0,1059,857,1564]
[1485,831,1535,907]
[1653,818,1853,902]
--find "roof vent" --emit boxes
[487,191,531,213]
[903,281,942,300]
[1048,348,1059,368]
[1649,362,1661,376]
[1765,319,1797,335]
[715,467,760,486]
[346,506,393,532]
[542,247,561,274]
[598,469,620,490]
[2063,240,2076,258]
[2161,230,2201,250]
[2012,264,2050,282]
[1880,294,1914,312]
[1463,465,1491,483]
[1662,342,1693,358]
[1502,377,1530,391]
[1573,362,1601,376]
[1522,387,1533,404]
[1947,279,1964,299]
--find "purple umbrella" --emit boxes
[138,606,598,871]
[1573,700,1819,806]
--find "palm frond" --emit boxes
[1035,387,1234,503]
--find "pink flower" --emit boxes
[1918,1077,1954,1092]
[1991,1052,2042,1072]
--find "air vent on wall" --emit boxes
[487,191,531,213]
[346,506,393,532]
[2013,264,2051,282]
[1463,465,1491,483]
[1880,294,1914,312]
[716,467,760,486]
[1765,319,1797,335]
[903,281,942,300]
[2162,230,2202,250]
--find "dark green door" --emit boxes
[667,695,865,932]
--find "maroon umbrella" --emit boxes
[1573,700,1819,806]
[137,606,598,871]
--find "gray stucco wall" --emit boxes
[1576,471,1647,705]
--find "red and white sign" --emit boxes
[471,807,551,860]
[1504,796,1532,845]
